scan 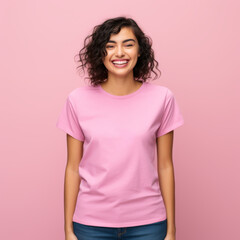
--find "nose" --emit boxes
[115,45,125,57]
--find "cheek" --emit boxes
[104,54,111,62]
[102,55,109,62]
[130,49,139,57]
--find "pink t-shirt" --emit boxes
[56,81,184,228]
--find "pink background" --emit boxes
[1,0,239,239]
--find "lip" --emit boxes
[111,59,129,68]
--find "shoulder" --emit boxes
[67,84,99,102]
[146,82,173,99]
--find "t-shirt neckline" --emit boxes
[98,81,146,99]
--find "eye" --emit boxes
[125,44,133,47]
[106,45,114,49]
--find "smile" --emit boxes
[112,60,129,68]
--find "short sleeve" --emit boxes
[156,89,184,137]
[56,96,85,142]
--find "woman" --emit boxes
[56,16,184,240]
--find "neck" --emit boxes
[100,73,142,96]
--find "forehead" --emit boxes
[108,27,137,41]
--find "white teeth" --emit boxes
[112,61,128,64]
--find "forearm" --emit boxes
[64,165,81,234]
[158,164,176,234]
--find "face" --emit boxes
[102,27,140,79]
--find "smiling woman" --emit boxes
[74,17,161,87]
[57,16,184,240]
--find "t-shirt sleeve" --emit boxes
[156,89,184,137]
[56,96,85,142]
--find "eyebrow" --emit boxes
[107,39,136,43]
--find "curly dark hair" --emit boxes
[74,16,161,87]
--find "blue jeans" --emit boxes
[73,219,167,240]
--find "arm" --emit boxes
[156,130,176,236]
[64,134,84,235]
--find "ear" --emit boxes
[138,50,141,57]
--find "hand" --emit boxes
[65,231,78,240]
[164,232,176,240]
